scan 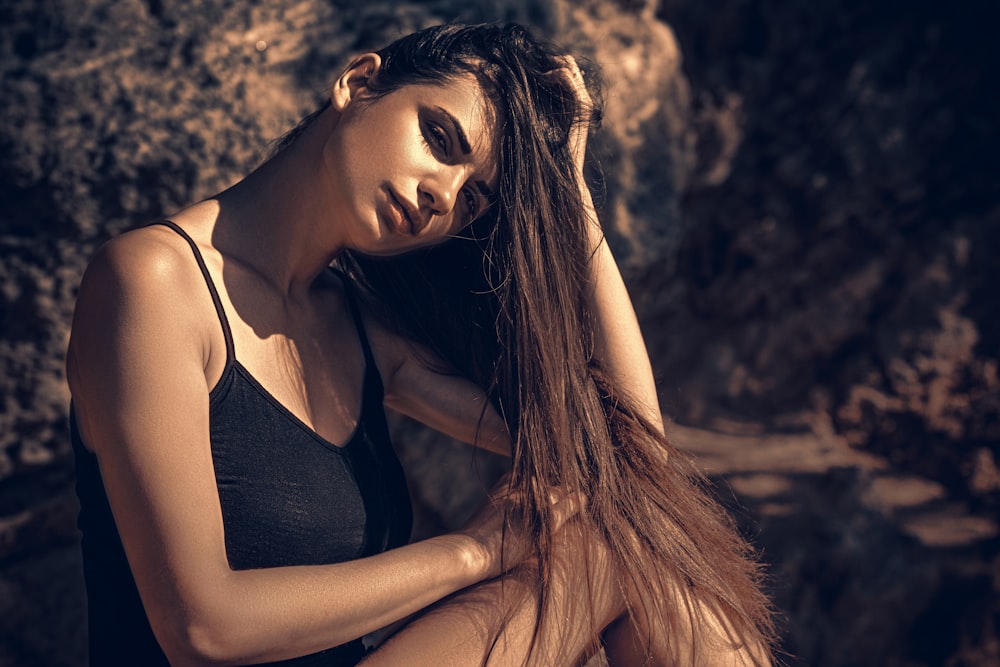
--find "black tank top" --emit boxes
[72,220,412,666]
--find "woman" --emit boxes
[68,22,775,666]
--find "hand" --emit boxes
[549,55,593,178]
[456,473,586,580]
[547,55,601,233]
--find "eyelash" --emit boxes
[463,190,478,221]
[423,121,479,222]
[423,122,448,153]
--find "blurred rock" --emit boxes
[646,1,1000,509]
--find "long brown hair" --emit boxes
[339,23,777,665]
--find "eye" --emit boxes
[462,188,479,222]
[422,122,449,154]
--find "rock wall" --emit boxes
[650,0,999,504]
[1,0,996,665]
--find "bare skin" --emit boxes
[366,519,626,666]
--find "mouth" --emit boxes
[387,189,418,236]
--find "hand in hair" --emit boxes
[549,55,593,180]
[456,473,586,581]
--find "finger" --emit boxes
[548,485,588,512]
[553,64,591,108]
[546,57,586,88]
[556,54,580,73]
[551,490,588,531]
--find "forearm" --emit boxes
[583,194,664,434]
[553,56,664,433]
[384,349,512,457]
[161,534,484,665]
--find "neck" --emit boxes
[210,109,347,296]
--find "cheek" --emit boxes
[327,128,382,207]
[345,124,410,186]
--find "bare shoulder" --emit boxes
[72,223,220,340]
[80,224,203,295]
[68,224,214,391]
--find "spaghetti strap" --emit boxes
[332,269,378,372]
[152,220,236,364]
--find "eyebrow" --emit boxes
[436,106,496,199]
[437,106,472,154]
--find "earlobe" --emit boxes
[331,53,382,111]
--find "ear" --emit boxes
[331,53,382,111]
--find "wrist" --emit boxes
[432,533,491,585]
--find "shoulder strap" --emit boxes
[331,268,378,371]
[152,220,235,363]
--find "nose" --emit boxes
[419,165,465,217]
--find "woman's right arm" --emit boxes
[66,229,514,666]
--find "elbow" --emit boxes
[154,608,253,666]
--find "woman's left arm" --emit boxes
[563,56,665,434]
[364,318,511,456]
[384,348,512,456]
[583,206,665,434]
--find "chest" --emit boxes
[207,364,412,569]
[217,285,369,447]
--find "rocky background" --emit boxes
[0,0,997,665]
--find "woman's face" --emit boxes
[324,73,498,256]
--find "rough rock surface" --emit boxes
[1,0,997,665]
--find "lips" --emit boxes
[384,190,413,235]
[386,190,413,234]
[387,189,425,236]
